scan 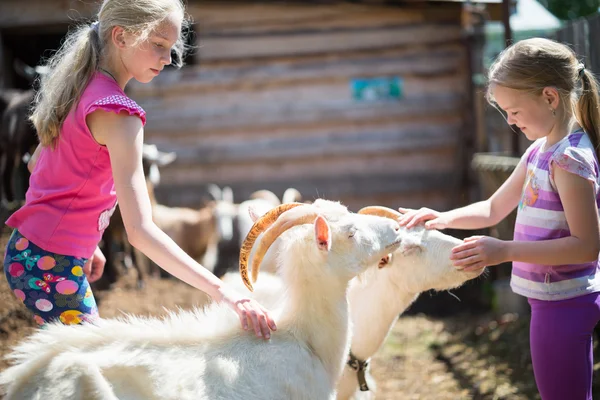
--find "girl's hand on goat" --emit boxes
[398,207,448,230]
[83,246,106,283]
[218,287,277,339]
[450,236,507,271]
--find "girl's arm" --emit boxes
[505,166,600,264]
[399,158,527,230]
[87,109,276,339]
[453,166,600,270]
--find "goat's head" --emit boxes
[358,206,484,293]
[206,184,237,242]
[142,144,177,186]
[13,59,50,83]
[239,200,403,291]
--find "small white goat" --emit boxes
[231,205,484,400]
[0,200,403,400]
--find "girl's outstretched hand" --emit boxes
[217,286,277,340]
[450,236,508,271]
[398,207,448,230]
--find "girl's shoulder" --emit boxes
[550,131,598,186]
[79,72,146,126]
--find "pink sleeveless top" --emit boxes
[6,72,146,258]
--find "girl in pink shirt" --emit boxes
[3,0,276,340]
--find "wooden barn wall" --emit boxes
[0,1,471,212]
[128,3,471,212]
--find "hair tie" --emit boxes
[91,21,100,35]
[578,63,586,79]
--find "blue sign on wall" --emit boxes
[351,76,403,101]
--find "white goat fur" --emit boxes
[233,208,484,400]
[0,200,403,400]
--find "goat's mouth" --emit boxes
[385,239,402,249]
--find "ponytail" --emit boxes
[30,24,102,148]
[575,68,600,162]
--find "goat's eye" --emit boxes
[348,231,356,238]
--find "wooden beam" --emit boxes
[196,24,462,60]
[158,146,459,187]
[0,0,96,29]
[154,171,460,208]
[151,121,462,166]
[129,44,466,97]
[140,92,465,133]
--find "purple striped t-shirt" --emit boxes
[511,130,600,301]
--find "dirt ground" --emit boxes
[1,230,600,399]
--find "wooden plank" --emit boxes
[154,171,460,208]
[0,0,95,28]
[0,0,483,30]
[196,24,462,60]
[136,72,466,108]
[135,72,467,133]
[187,3,461,35]
[144,72,466,100]
[145,113,463,144]
[149,119,462,166]
[129,45,466,97]
[339,190,455,213]
[141,93,464,133]
[158,146,458,185]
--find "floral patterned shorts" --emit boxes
[3,229,99,326]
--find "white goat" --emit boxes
[228,205,485,400]
[0,200,403,400]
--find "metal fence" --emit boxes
[555,13,600,73]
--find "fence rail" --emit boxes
[555,13,600,74]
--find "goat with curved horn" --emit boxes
[358,206,402,220]
[248,206,320,285]
[239,202,304,291]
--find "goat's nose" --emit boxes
[393,222,400,231]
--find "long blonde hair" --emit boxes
[486,38,600,161]
[31,0,190,147]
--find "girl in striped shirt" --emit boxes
[398,38,600,400]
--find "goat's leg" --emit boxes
[77,363,119,400]
[46,357,119,400]
[3,150,16,204]
[123,232,146,290]
[0,149,7,204]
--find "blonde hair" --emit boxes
[31,0,190,147]
[486,38,600,161]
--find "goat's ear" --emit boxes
[222,186,234,203]
[378,253,393,269]
[248,205,260,222]
[157,151,177,166]
[314,215,331,251]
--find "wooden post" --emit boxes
[502,0,519,156]
[0,31,4,88]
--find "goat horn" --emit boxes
[357,206,401,220]
[250,207,319,286]
[239,202,304,291]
